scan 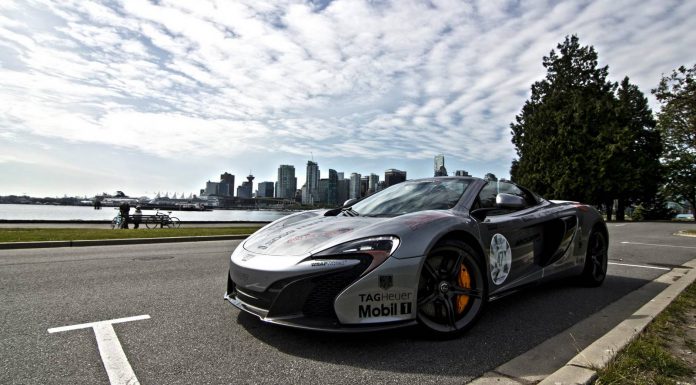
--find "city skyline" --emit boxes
[1,1,694,197]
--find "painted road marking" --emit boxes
[609,262,671,271]
[48,315,150,385]
[620,241,696,249]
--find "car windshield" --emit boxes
[350,179,471,217]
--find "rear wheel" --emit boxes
[417,240,486,337]
[579,229,608,286]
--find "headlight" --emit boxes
[314,236,400,274]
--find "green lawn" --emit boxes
[595,281,696,384]
[0,227,262,243]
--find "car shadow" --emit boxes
[235,275,663,378]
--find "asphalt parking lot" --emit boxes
[1,222,694,384]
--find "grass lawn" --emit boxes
[0,227,262,243]
[595,281,696,384]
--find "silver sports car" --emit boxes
[224,177,608,336]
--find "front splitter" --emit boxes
[224,294,417,333]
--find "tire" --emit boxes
[417,239,487,337]
[579,229,608,287]
[110,217,119,229]
[145,219,158,229]
[167,217,181,228]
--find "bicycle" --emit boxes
[111,214,124,229]
[145,210,181,229]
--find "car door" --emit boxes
[472,181,547,296]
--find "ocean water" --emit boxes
[0,204,291,222]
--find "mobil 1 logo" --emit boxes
[357,292,413,318]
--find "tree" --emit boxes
[607,77,661,220]
[510,35,617,209]
[652,65,696,215]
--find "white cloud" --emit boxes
[0,0,694,195]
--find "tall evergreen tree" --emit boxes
[652,65,696,215]
[610,77,661,220]
[510,35,616,208]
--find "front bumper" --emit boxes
[224,252,422,332]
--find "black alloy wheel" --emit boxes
[417,239,486,336]
[580,229,608,286]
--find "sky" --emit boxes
[0,0,694,198]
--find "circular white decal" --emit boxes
[490,234,512,285]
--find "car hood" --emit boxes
[243,212,388,256]
[242,209,462,257]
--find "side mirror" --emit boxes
[343,198,358,207]
[496,193,526,209]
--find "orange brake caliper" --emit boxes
[456,264,471,313]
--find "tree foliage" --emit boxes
[652,65,696,214]
[511,36,615,203]
[608,77,661,220]
[510,36,662,220]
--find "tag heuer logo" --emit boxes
[379,275,393,290]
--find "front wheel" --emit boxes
[417,240,486,337]
[579,229,608,286]
[167,217,181,228]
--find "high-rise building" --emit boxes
[360,176,369,197]
[337,172,344,180]
[276,165,296,199]
[219,172,235,197]
[337,178,349,206]
[236,174,255,199]
[306,161,320,205]
[301,184,308,204]
[455,170,471,177]
[205,181,219,196]
[317,179,328,203]
[349,173,361,199]
[434,154,447,176]
[257,181,274,197]
[327,169,338,206]
[368,173,379,195]
[384,169,407,187]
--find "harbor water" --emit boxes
[0,204,291,222]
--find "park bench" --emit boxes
[111,210,181,229]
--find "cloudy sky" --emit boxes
[0,0,694,198]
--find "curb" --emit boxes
[0,234,250,249]
[538,258,696,385]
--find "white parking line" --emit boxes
[620,241,696,249]
[48,315,150,385]
[608,262,671,271]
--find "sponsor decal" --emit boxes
[359,292,412,302]
[404,212,449,231]
[309,260,350,267]
[357,292,413,318]
[490,233,512,285]
[285,228,353,244]
[241,253,255,261]
[260,230,296,247]
[379,275,393,290]
[358,302,412,318]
